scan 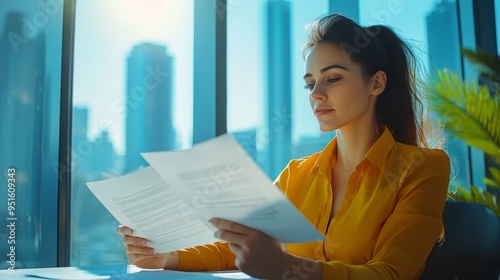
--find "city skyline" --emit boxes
[73,0,194,155]
[73,0,442,176]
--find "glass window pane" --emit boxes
[0,0,63,268]
[71,0,194,266]
[496,0,500,54]
[227,0,332,180]
[358,0,469,188]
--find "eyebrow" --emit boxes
[303,64,349,79]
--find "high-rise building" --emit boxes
[73,107,88,143]
[91,130,116,173]
[263,0,292,179]
[124,43,176,173]
[0,12,46,268]
[72,107,92,173]
[426,0,469,187]
[72,107,116,174]
[426,0,461,73]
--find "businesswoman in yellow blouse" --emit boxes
[117,14,450,280]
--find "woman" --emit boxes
[117,14,450,280]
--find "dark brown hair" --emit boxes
[303,14,435,148]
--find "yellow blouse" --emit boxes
[176,126,451,280]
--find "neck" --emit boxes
[335,120,381,172]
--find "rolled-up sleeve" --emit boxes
[176,242,237,271]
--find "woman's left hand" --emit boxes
[210,218,293,279]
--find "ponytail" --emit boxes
[371,25,424,147]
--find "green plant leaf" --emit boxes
[485,167,500,190]
[428,70,500,159]
[432,49,500,219]
[462,48,500,91]
[448,185,500,218]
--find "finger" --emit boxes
[210,218,251,234]
[123,235,152,247]
[116,225,133,236]
[214,229,245,244]
[126,244,155,255]
[228,242,243,254]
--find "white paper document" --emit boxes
[87,134,324,253]
[0,265,260,280]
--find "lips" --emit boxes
[314,106,334,116]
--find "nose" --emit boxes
[310,83,327,101]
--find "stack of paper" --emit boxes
[87,134,324,253]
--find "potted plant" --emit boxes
[420,49,500,280]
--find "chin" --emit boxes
[318,124,337,132]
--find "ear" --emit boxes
[370,70,386,96]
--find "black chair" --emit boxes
[420,201,500,280]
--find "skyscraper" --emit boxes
[263,0,292,179]
[73,107,89,143]
[426,0,469,187]
[72,107,92,173]
[426,0,461,73]
[124,43,176,173]
[0,12,46,268]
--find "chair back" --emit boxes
[420,201,500,280]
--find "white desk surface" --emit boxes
[0,265,260,280]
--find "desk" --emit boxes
[0,265,259,280]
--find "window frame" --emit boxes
[57,0,76,267]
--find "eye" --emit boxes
[304,83,315,91]
[327,77,341,84]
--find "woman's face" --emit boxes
[303,42,382,132]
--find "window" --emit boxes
[227,0,334,180]
[0,0,63,268]
[496,0,500,54]
[71,0,194,266]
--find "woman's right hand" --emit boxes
[116,225,179,270]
